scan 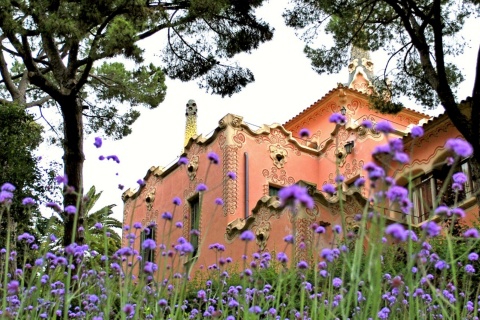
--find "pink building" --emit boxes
[122,51,477,277]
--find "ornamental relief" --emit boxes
[344,159,365,182]
[411,121,452,149]
[145,187,156,211]
[262,167,295,188]
[269,144,288,168]
[250,206,283,251]
[223,145,238,216]
[295,217,315,263]
[186,155,199,181]
[255,129,301,156]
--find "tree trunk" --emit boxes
[60,97,85,246]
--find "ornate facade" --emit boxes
[122,57,477,277]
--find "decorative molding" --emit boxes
[262,167,295,187]
[255,128,302,156]
[222,145,239,215]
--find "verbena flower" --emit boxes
[354,177,365,187]
[178,157,189,165]
[468,252,479,261]
[329,113,347,125]
[322,184,336,195]
[94,137,102,148]
[46,202,62,213]
[175,222,183,228]
[123,304,135,317]
[172,197,182,206]
[278,185,314,209]
[445,138,473,157]
[161,212,173,220]
[55,175,68,185]
[277,252,288,263]
[333,225,342,234]
[207,151,220,164]
[22,197,35,206]
[142,239,156,250]
[196,183,208,192]
[297,260,308,269]
[464,228,480,238]
[332,277,343,288]
[375,120,394,133]
[137,179,145,186]
[422,221,441,237]
[284,234,294,243]
[411,126,424,138]
[385,224,407,242]
[240,230,255,242]
[465,264,475,274]
[227,171,237,180]
[453,172,467,185]
[1,182,15,192]
[299,128,310,138]
[361,120,373,128]
[215,198,224,205]
[64,205,76,215]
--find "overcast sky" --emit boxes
[36,0,480,223]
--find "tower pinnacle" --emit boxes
[184,99,198,147]
[347,46,375,94]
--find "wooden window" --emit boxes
[189,196,200,257]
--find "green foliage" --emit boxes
[284,0,477,110]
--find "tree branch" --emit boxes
[25,95,52,108]
[0,38,20,100]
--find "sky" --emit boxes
[37,0,480,223]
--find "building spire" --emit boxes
[347,46,375,94]
[184,99,197,147]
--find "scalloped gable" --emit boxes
[284,85,429,134]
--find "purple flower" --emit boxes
[123,304,135,317]
[297,260,308,269]
[64,205,76,215]
[277,252,288,263]
[133,222,142,229]
[434,205,451,217]
[453,172,468,185]
[299,128,311,138]
[385,224,407,241]
[329,113,347,125]
[386,186,408,203]
[173,197,182,206]
[315,226,326,234]
[118,184,124,190]
[321,248,334,262]
[207,151,220,164]
[196,183,208,192]
[372,144,391,155]
[278,185,314,209]
[142,239,156,250]
[227,171,237,180]
[284,234,294,244]
[55,175,68,185]
[354,177,365,188]
[215,198,224,205]
[332,277,343,288]
[94,137,102,148]
[322,183,336,195]
[144,261,158,274]
[161,212,173,220]
[249,306,262,314]
[18,233,35,244]
[422,221,442,237]
[464,228,480,238]
[468,252,479,261]
[465,264,475,274]
[411,126,424,138]
[445,138,473,157]
[178,157,189,165]
[137,179,145,186]
[333,225,342,234]
[361,120,373,128]
[393,152,410,164]
[22,197,35,206]
[99,155,105,160]
[94,222,103,229]
[1,182,15,192]
[7,280,19,294]
[375,120,394,134]
[240,230,255,242]
[106,155,120,163]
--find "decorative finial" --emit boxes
[184,99,198,147]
